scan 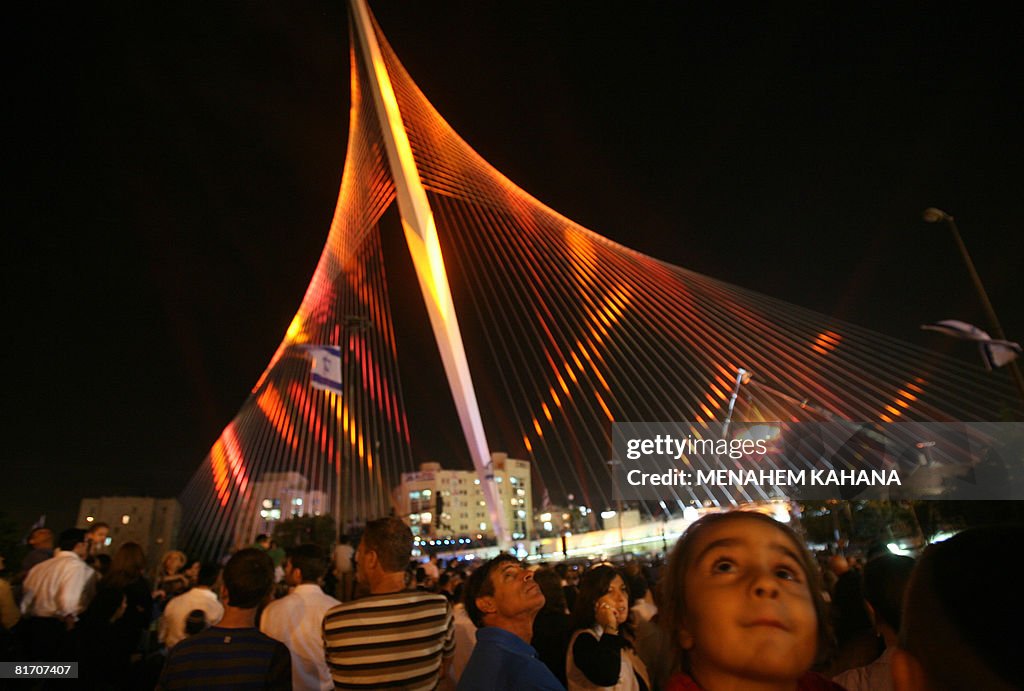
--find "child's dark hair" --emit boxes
[658,511,831,673]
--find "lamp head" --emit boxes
[922,207,949,223]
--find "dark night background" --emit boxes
[5,2,1022,536]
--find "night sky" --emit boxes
[6,2,1022,535]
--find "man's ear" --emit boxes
[891,647,928,691]
[475,595,497,616]
[220,583,230,605]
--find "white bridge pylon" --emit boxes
[349,0,511,550]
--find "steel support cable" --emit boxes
[376,49,983,497]
[596,250,886,423]
[440,191,753,505]
[530,253,751,504]
[209,363,287,554]
[678,265,1009,417]
[580,246,862,422]
[452,195,618,513]
[448,199,696,513]
[465,203,643,513]
[470,206,710,512]
[366,225,415,477]
[433,200,574,506]
[437,197,605,510]
[499,225,917,503]
[705,279,984,418]
[434,207,578,532]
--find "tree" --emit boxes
[797,500,922,552]
[271,514,338,555]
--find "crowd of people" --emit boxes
[0,512,1019,690]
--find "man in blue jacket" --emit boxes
[458,554,565,691]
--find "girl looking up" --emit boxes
[660,511,842,691]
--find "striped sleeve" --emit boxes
[442,600,455,659]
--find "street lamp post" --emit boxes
[923,208,1024,407]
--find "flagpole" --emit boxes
[295,343,348,539]
[336,340,343,541]
[923,208,1024,410]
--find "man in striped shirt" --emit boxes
[323,517,455,690]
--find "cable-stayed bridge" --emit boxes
[178,1,1019,558]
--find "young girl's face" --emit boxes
[596,574,629,626]
[679,516,817,688]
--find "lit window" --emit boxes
[121,515,130,525]
[85,516,94,523]
[479,522,487,530]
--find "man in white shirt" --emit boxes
[332,535,355,602]
[261,544,340,691]
[20,528,97,660]
[158,561,224,649]
[443,600,477,689]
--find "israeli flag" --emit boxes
[308,345,343,394]
[921,320,1022,371]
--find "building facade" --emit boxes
[396,453,533,541]
[77,496,181,565]
[239,471,329,546]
